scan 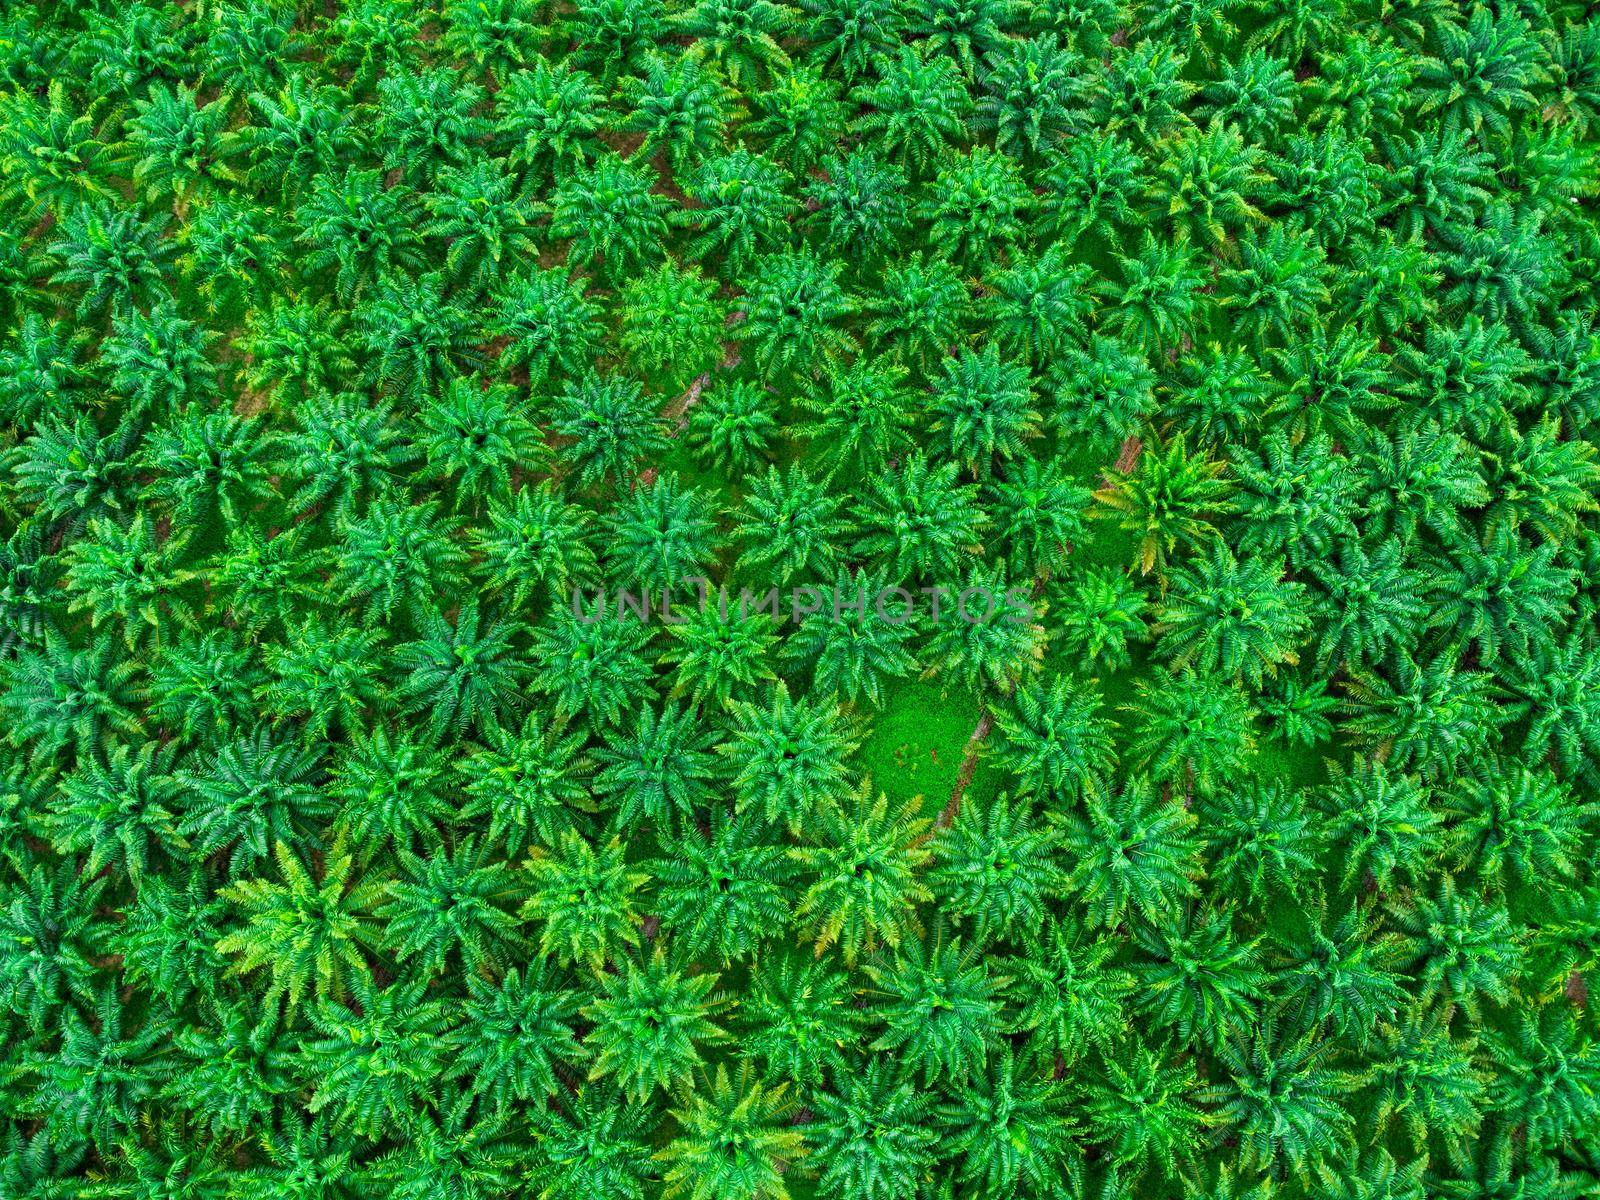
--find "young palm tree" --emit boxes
[927,344,1040,477]
[652,811,797,962]
[593,701,721,829]
[1124,666,1257,796]
[991,677,1117,801]
[683,149,795,270]
[620,54,730,177]
[216,837,383,1011]
[722,682,861,833]
[937,1044,1082,1200]
[582,944,727,1102]
[852,453,987,583]
[522,831,646,973]
[809,1061,937,1200]
[1061,776,1200,927]
[779,566,921,708]
[1154,543,1309,687]
[603,473,721,596]
[930,791,1064,940]
[660,600,778,710]
[549,153,670,280]
[794,783,933,964]
[1094,436,1233,577]
[1205,1019,1354,1184]
[736,248,857,376]
[868,926,1005,1085]
[659,1064,803,1200]
[494,57,604,184]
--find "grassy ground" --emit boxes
[854,677,1004,821]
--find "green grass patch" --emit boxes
[854,677,1002,819]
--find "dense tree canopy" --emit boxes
[2,0,1599,1197]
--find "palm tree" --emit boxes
[1081,1038,1206,1183]
[931,791,1064,939]
[748,63,847,172]
[1107,232,1205,354]
[423,158,540,294]
[549,372,670,492]
[618,261,724,393]
[927,344,1039,477]
[1200,781,1323,904]
[620,54,730,176]
[179,728,329,877]
[1051,565,1148,672]
[868,926,1004,1084]
[1394,876,1518,1018]
[1061,776,1200,927]
[852,453,986,583]
[1320,761,1440,892]
[296,167,427,300]
[686,380,781,476]
[375,67,486,185]
[396,600,527,740]
[924,562,1045,696]
[779,566,920,708]
[418,377,548,512]
[1124,666,1257,796]
[851,46,972,171]
[333,498,468,625]
[549,153,670,280]
[461,712,596,854]
[216,837,383,1011]
[659,1064,803,1200]
[1205,1019,1353,1184]
[582,945,726,1102]
[492,267,603,390]
[799,356,914,481]
[1154,543,1309,687]
[684,149,796,270]
[528,607,655,728]
[733,465,851,585]
[660,600,778,710]
[739,952,863,1088]
[450,963,585,1115]
[50,741,179,885]
[127,83,242,203]
[1426,524,1575,666]
[736,248,857,376]
[1342,654,1501,778]
[794,783,932,964]
[652,811,797,962]
[603,473,721,596]
[918,146,1032,272]
[494,57,603,184]
[809,1061,937,1200]
[301,972,449,1139]
[524,1085,657,1200]
[522,831,645,973]
[327,725,454,851]
[937,1044,1082,1200]
[378,838,524,976]
[722,682,861,833]
[804,149,912,263]
[1094,435,1233,577]
[1416,7,1544,137]
[592,701,720,829]
[675,0,791,87]
[976,34,1081,160]
[356,270,478,404]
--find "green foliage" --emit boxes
[5,5,1600,1196]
